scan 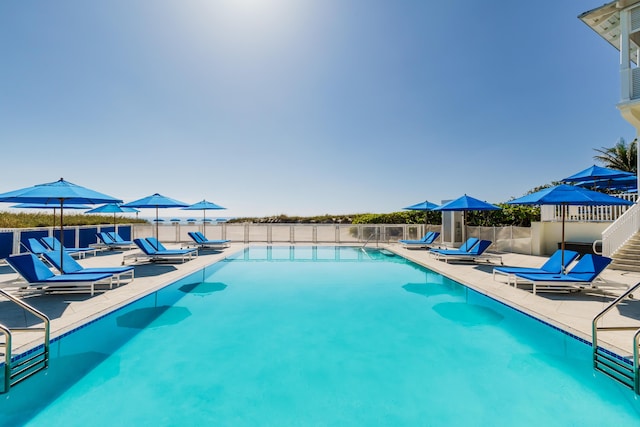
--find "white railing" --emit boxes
[130,223,534,255]
[540,193,638,223]
[602,201,640,256]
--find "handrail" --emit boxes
[361,228,379,249]
[0,289,50,393]
[593,239,603,255]
[592,281,640,393]
[592,282,640,350]
[0,324,11,393]
[601,201,640,257]
[635,328,640,394]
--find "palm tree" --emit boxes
[593,137,637,173]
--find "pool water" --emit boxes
[2,246,640,426]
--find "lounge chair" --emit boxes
[492,249,580,285]
[41,236,98,258]
[22,238,52,257]
[42,250,135,286]
[97,232,136,250]
[429,238,479,257]
[107,231,135,247]
[398,231,440,249]
[124,238,198,264]
[430,239,502,264]
[511,254,620,295]
[6,253,113,296]
[187,232,230,249]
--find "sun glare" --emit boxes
[184,0,305,43]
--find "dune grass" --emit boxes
[0,211,148,229]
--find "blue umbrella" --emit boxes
[181,199,226,237]
[561,165,635,183]
[403,200,440,226]
[507,184,632,269]
[433,194,500,242]
[575,175,637,191]
[86,203,140,233]
[122,193,189,247]
[0,178,122,270]
[434,194,501,212]
[404,200,440,211]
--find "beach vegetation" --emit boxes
[0,212,147,229]
[593,137,637,173]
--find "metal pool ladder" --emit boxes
[592,281,640,394]
[0,289,50,393]
[361,229,379,250]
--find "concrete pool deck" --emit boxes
[1,243,640,362]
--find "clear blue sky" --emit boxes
[0,0,634,218]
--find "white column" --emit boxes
[621,8,631,101]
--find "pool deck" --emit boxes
[1,243,640,362]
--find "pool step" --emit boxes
[594,348,634,390]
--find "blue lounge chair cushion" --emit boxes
[194,232,229,244]
[493,250,580,276]
[399,232,440,245]
[24,238,50,255]
[135,238,196,256]
[7,253,112,284]
[41,236,96,256]
[188,232,230,246]
[107,232,134,245]
[43,250,134,276]
[430,237,480,255]
[145,237,197,254]
[97,232,117,246]
[514,254,612,283]
[433,240,492,258]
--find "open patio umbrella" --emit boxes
[11,202,91,228]
[85,203,139,234]
[433,194,500,242]
[575,175,637,192]
[122,193,188,248]
[181,199,226,237]
[403,200,440,227]
[562,165,636,193]
[562,165,635,183]
[0,178,122,270]
[507,184,632,270]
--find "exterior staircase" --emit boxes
[609,232,640,272]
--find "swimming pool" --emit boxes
[1,246,639,425]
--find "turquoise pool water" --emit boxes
[2,246,640,425]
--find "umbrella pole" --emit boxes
[463,211,467,243]
[59,199,64,272]
[155,206,159,249]
[561,205,566,273]
[114,212,117,235]
[203,209,206,237]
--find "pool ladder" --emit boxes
[0,289,50,394]
[592,281,640,394]
[361,229,379,250]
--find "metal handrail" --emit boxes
[593,239,603,255]
[634,328,640,394]
[592,281,640,393]
[0,289,50,393]
[0,324,11,393]
[361,228,379,249]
